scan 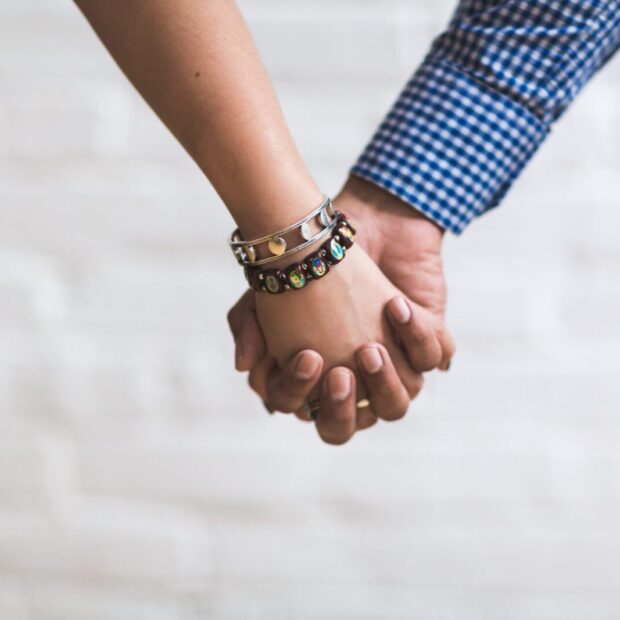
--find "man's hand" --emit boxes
[337,176,453,361]
[248,242,427,444]
[227,177,455,442]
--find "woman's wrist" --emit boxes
[244,231,328,271]
[229,191,338,270]
[227,173,324,241]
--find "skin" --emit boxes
[74,0,455,445]
[255,242,427,443]
[73,0,322,237]
[229,176,456,442]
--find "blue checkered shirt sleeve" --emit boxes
[351,0,620,234]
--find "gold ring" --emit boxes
[303,397,370,419]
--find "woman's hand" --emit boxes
[251,243,425,444]
[228,178,455,443]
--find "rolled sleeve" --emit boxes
[351,58,549,234]
[351,0,620,234]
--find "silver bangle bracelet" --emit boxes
[228,195,336,265]
[243,217,339,267]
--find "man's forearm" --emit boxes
[74,0,321,237]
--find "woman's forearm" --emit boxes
[74,0,321,237]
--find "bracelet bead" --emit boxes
[336,220,355,248]
[285,263,307,290]
[306,252,329,279]
[324,237,345,263]
[263,270,285,295]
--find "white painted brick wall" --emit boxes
[1,0,620,618]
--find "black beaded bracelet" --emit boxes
[245,214,356,294]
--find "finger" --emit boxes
[387,296,443,372]
[227,290,266,372]
[315,368,357,446]
[294,408,314,423]
[248,354,277,402]
[381,333,426,401]
[435,323,456,371]
[356,344,412,421]
[265,350,323,413]
[356,407,378,431]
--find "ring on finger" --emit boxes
[303,398,321,421]
[303,397,370,421]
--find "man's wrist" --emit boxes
[340,176,444,231]
[335,176,444,255]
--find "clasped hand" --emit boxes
[227,178,455,444]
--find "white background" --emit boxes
[1,1,620,618]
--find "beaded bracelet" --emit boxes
[245,214,356,294]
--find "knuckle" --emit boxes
[357,416,378,431]
[403,374,424,400]
[410,317,434,343]
[379,401,409,422]
[437,324,457,357]
[265,370,310,413]
[268,398,296,414]
[267,375,315,415]
[247,372,264,397]
[416,353,442,372]
[226,306,240,332]
[408,339,442,372]
[266,390,299,414]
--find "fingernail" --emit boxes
[359,347,383,374]
[389,297,411,324]
[294,352,320,380]
[445,360,451,371]
[235,337,244,368]
[262,400,274,414]
[328,371,351,402]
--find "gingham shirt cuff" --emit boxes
[350,58,550,234]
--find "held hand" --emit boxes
[338,176,455,370]
[249,243,423,444]
[229,291,427,432]
[228,178,455,443]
